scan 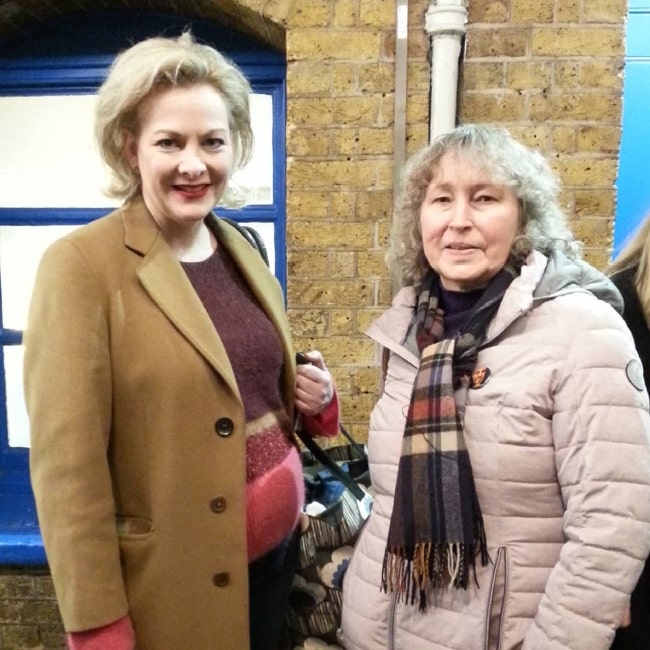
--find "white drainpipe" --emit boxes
[425,0,467,140]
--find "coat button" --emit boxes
[215,418,234,437]
[210,497,227,513]
[213,572,230,587]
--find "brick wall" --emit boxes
[0,569,64,649]
[0,0,627,646]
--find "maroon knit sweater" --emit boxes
[182,245,304,562]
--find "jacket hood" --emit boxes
[534,249,623,314]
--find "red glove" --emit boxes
[67,615,135,650]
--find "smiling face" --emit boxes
[419,151,521,292]
[125,83,234,235]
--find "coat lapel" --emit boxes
[121,199,241,400]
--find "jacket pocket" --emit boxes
[115,515,153,538]
[485,546,509,650]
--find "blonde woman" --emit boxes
[609,214,650,650]
[24,32,338,650]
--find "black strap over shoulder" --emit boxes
[220,216,270,268]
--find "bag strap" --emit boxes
[294,421,367,501]
[220,216,270,267]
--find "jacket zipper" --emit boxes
[484,546,509,650]
[388,590,397,650]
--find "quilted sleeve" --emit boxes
[524,300,650,649]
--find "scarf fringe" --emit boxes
[381,524,489,611]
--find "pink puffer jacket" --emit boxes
[340,251,650,650]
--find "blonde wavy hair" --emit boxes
[608,215,650,325]
[95,31,254,205]
[388,124,581,287]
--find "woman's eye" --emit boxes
[204,138,225,149]
[475,194,496,202]
[155,138,176,149]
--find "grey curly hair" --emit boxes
[94,31,253,203]
[388,124,581,286]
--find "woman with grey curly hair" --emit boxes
[24,31,339,650]
[340,123,650,649]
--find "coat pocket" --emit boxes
[115,515,153,538]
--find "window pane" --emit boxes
[1,225,80,330]
[5,345,28,448]
[0,92,274,208]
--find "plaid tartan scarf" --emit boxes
[382,268,515,609]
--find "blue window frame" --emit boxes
[0,12,286,564]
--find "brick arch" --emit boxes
[0,0,289,52]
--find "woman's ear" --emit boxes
[123,130,138,169]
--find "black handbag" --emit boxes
[285,422,372,649]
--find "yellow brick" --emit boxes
[287,98,334,126]
[349,365,382,394]
[552,156,619,186]
[287,62,331,95]
[403,93,429,124]
[332,96,383,126]
[375,160,396,191]
[506,61,552,90]
[583,0,627,24]
[287,128,331,157]
[460,92,527,122]
[333,0,358,27]
[468,0,511,23]
[288,279,374,307]
[532,27,623,57]
[287,1,331,27]
[287,251,329,277]
[570,218,614,247]
[360,0,395,27]
[574,189,617,218]
[331,251,356,277]
[552,126,577,153]
[330,309,355,335]
[359,62,396,94]
[331,191,357,218]
[288,222,375,248]
[462,62,504,91]
[511,0,554,23]
[576,126,620,154]
[287,192,330,219]
[465,27,530,58]
[556,0,581,23]
[287,308,331,337]
[403,61,433,93]
[288,159,379,189]
[333,127,393,156]
[582,248,612,271]
[358,250,388,277]
[332,62,359,94]
[290,336,375,365]
[356,190,394,220]
[406,123,430,152]
[357,308,385,334]
[529,92,621,122]
[288,30,382,61]
[580,61,624,91]
[555,60,624,90]
[507,125,551,150]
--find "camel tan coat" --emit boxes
[24,198,295,650]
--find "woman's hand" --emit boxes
[295,350,334,416]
